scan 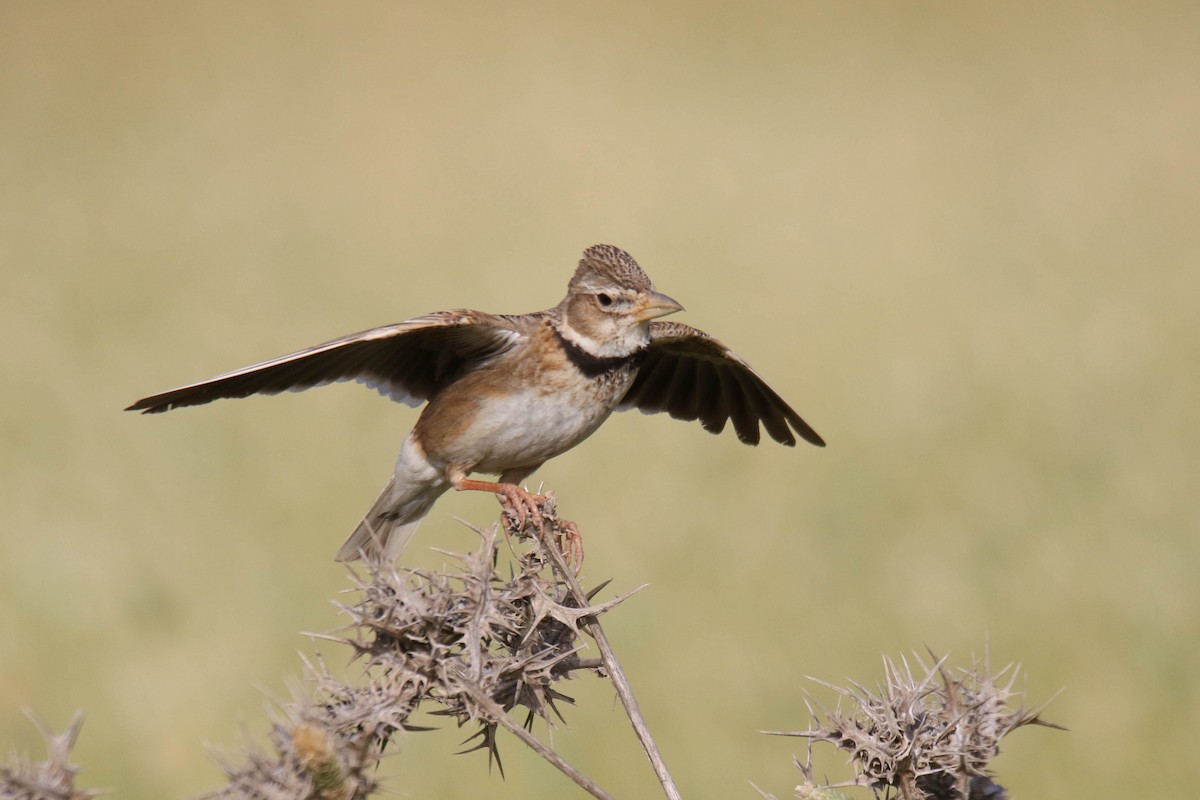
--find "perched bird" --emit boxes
[128,244,823,561]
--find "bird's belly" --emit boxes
[462,386,617,473]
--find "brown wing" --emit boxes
[126,310,523,414]
[617,321,824,447]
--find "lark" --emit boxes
[128,245,823,561]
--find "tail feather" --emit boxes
[335,477,446,562]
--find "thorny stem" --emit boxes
[534,509,683,800]
[462,681,616,800]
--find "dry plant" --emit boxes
[2,499,1062,800]
[0,496,676,800]
[761,652,1062,800]
[1,711,100,800]
[202,493,677,800]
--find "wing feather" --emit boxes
[666,358,701,421]
[618,321,824,447]
[126,310,522,414]
[626,349,676,413]
[693,362,728,435]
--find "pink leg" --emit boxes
[454,478,545,530]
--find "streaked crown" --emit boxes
[568,244,654,294]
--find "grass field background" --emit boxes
[2,2,1198,797]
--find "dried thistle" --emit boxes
[1,711,102,800]
[4,501,670,800]
[766,652,1062,800]
[333,520,636,769]
[205,701,379,800]
[206,508,642,800]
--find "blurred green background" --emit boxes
[2,1,1197,797]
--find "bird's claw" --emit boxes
[496,483,545,531]
[555,519,585,573]
[496,486,584,572]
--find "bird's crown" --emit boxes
[569,244,653,293]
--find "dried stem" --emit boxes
[533,497,683,800]
[459,679,616,800]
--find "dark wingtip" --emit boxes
[734,425,762,446]
[788,415,825,447]
[125,398,167,414]
[797,426,825,447]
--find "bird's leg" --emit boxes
[452,474,583,570]
[453,478,545,530]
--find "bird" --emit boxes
[127,244,824,562]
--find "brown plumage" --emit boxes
[128,244,823,560]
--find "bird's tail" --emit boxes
[334,477,447,562]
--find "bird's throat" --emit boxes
[552,326,646,378]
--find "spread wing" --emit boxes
[617,321,824,447]
[126,310,523,414]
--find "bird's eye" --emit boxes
[597,293,614,307]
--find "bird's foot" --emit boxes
[495,483,546,531]
[453,478,582,571]
[454,477,545,529]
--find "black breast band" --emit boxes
[552,328,646,378]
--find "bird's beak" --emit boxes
[634,290,685,322]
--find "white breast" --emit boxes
[465,384,621,473]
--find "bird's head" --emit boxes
[558,244,684,358]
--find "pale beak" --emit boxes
[634,290,685,322]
